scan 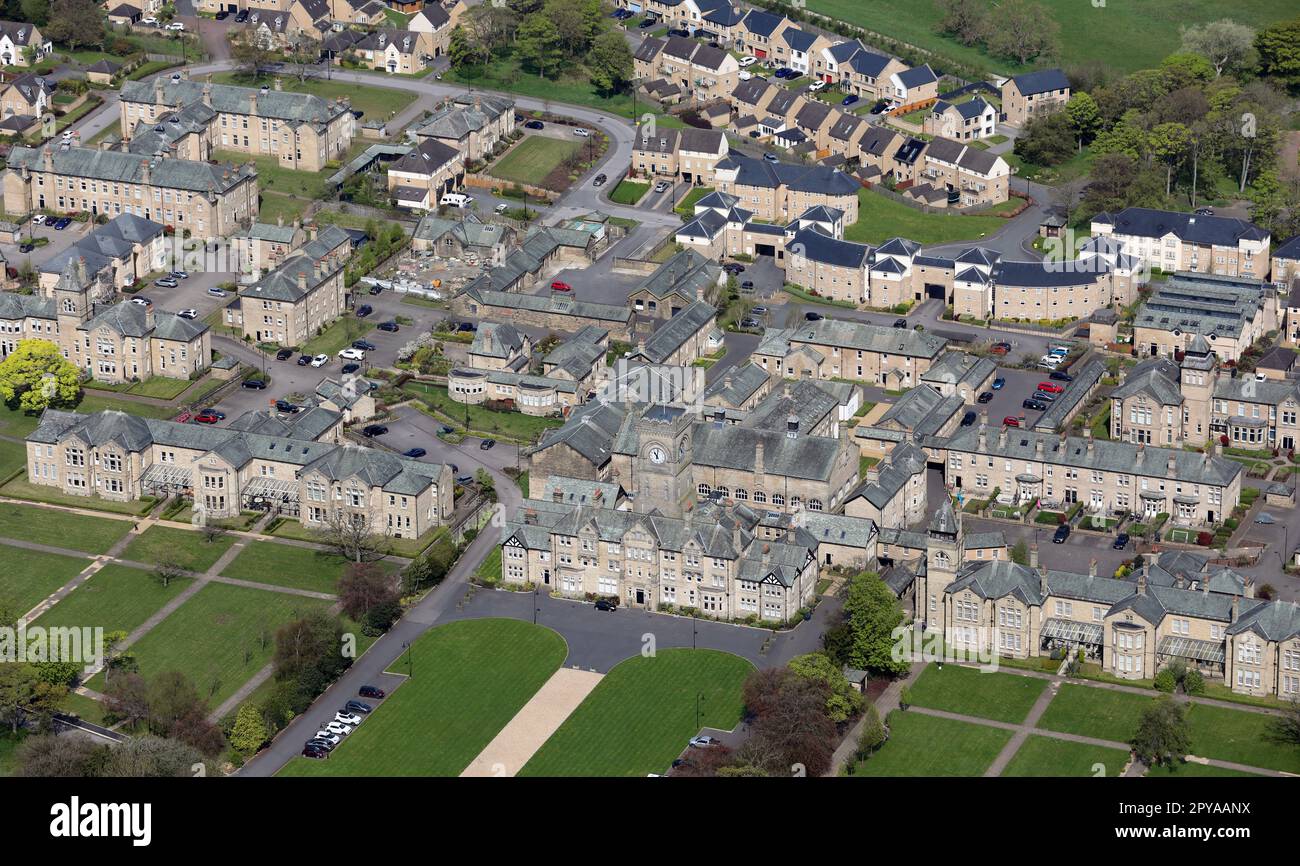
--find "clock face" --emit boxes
[649,446,666,464]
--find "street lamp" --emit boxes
[533,582,540,624]
[403,640,413,678]
[695,692,703,731]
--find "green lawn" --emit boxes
[402,381,563,444]
[220,540,369,594]
[32,563,192,635]
[804,0,1296,75]
[280,619,567,776]
[256,193,308,227]
[268,518,435,559]
[674,186,715,216]
[213,150,327,200]
[83,582,331,708]
[210,72,416,121]
[0,544,91,615]
[608,179,649,205]
[1185,703,1300,774]
[60,691,111,727]
[0,476,157,516]
[1144,760,1264,778]
[1036,682,1154,743]
[0,393,175,439]
[490,136,584,190]
[300,318,376,356]
[908,664,1048,724]
[0,732,26,777]
[854,710,1013,776]
[126,376,192,400]
[445,53,635,119]
[845,188,1005,246]
[0,502,131,553]
[0,438,25,482]
[122,525,237,573]
[520,649,753,777]
[1002,735,1129,777]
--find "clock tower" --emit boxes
[630,404,694,515]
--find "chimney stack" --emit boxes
[297,269,308,291]
[754,440,764,479]
[1089,558,1097,577]
[1231,595,1240,622]
[1137,570,1147,596]
[1029,543,1039,569]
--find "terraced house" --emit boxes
[1130,272,1276,363]
[2,145,259,237]
[1092,207,1271,279]
[119,75,356,173]
[413,93,516,163]
[752,318,947,388]
[712,153,860,224]
[226,225,352,346]
[26,409,454,536]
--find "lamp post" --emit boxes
[695,691,703,731]
[403,640,413,678]
[533,582,540,624]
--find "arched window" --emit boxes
[753,490,767,504]
[697,483,711,496]
[808,498,823,512]
[734,488,748,501]
[790,496,801,509]
[715,486,729,499]
[772,493,785,506]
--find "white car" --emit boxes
[689,735,717,748]
[808,81,827,93]
[324,721,353,736]
[30,214,46,225]
[165,21,184,30]
[177,308,198,319]
[338,347,366,361]
[334,712,363,726]
[310,353,329,368]
[1039,355,1061,368]
[739,70,752,81]
[141,16,158,25]
[573,127,590,137]
[738,55,757,67]
[312,731,341,746]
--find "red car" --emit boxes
[194,411,221,424]
[989,342,1011,355]
[174,411,192,423]
[550,280,572,291]
[1037,382,1065,394]
[1002,416,1021,428]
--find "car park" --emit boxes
[361,424,388,437]
[177,308,198,319]
[1002,416,1020,427]
[402,448,427,458]
[359,685,385,699]
[1113,533,1130,550]
[310,354,329,367]
[276,347,294,361]
[241,379,266,389]
[1037,382,1064,394]
[345,700,373,714]
[1023,398,1047,411]
[1053,524,1071,544]
[335,712,363,726]
[339,348,366,361]
[977,391,993,404]
[480,438,496,450]
[324,721,352,736]
[377,321,399,332]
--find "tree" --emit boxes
[285,37,322,83]
[1065,92,1100,151]
[170,706,226,757]
[1014,112,1075,167]
[1009,540,1029,566]
[447,24,476,69]
[229,702,270,755]
[983,0,1058,65]
[587,30,633,95]
[338,561,400,628]
[273,611,348,712]
[788,652,863,723]
[736,668,838,777]
[514,14,563,78]
[0,339,81,413]
[1254,17,1300,91]
[842,573,909,676]
[1181,19,1256,78]
[855,704,887,763]
[15,734,106,777]
[146,671,203,737]
[312,510,391,563]
[1131,697,1191,767]
[229,26,276,77]
[20,0,49,26]
[103,672,151,729]
[934,0,987,47]
[43,0,104,51]
[0,664,43,734]
[1270,699,1300,746]
[101,735,203,777]
[152,557,187,588]
[1148,122,1191,195]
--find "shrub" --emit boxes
[1153,668,1178,693]
[1182,668,1205,696]
[856,705,887,759]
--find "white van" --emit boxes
[440,193,472,208]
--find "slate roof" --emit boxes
[1008,68,1070,96]
[120,77,349,128]
[0,20,43,45]
[877,386,962,438]
[742,9,785,38]
[469,322,528,360]
[238,225,351,303]
[1099,207,1270,246]
[702,362,770,407]
[774,317,946,359]
[415,92,514,141]
[920,350,996,390]
[691,422,845,482]
[633,299,716,364]
[1110,357,1184,406]
[894,64,937,88]
[389,137,461,176]
[789,226,870,269]
[8,144,255,196]
[845,442,925,509]
[716,153,860,196]
[923,136,1001,175]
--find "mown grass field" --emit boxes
[1002,735,1129,777]
[0,544,90,615]
[1185,702,1300,774]
[279,619,568,776]
[1035,682,1154,743]
[844,189,1005,246]
[0,502,131,554]
[220,540,389,594]
[83,582,331,708]
[520,649,752,777]
[490,136,583,189]
[210,72,416,121]
[32,563,192,635]
[854,710,1012,776]
[122,525,237,573]
[907,663,1048,724]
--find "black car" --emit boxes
[345,700,373,714]
[524,120,544,130]
[594,598,617,611]
[235,9,249,22]
[355,305,373,317]
[297,354,311,365]
[892,318,907,328]
[456,474,474,485]
[593,173,608,187]
[341,363,360,374]
[740,317,761,328]
[1031,391,1056,404]
[241,379,267,390]
[977,391,993,404]
[638,17,655,28]
[960,411,977,426]
[402,448,426,458]
[1022,398,1047,411]
[456,322,477,332]
[1113,533,1130,550]
[352,339,377,351]
[302,745,329,759]
[276,347,294,361]
[368,283,384,295]
[377,321,399,332]
[362,424,388,437]
[740,280,755,291]
[805,311,824,321]
[359,685,385,699]
[479,438,496,450]
[19,242,34,253]
[722,262,745,275]
[1048,370,1073,382]
[275,400,299,413]
[667,28,690,37]
[1053,523,1071,544]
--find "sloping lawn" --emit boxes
[0,544,90,615]
[122,525,237,573]
[490,136,583,190]
[845,188,1005,246]
[300,318,375,357]
[1185,702,1300,774]
[0,502,131,553]
[220,541,368,594]
[280,619,568,776]
[1035,683,1154,743]
[33,563,192,635]
[520,649,752,777]
[1002,735,1129,777]
[402,381,563,443]
[0,438,25,481]
[854,710,1012,776]
[83,582,331,708]
[908,663,1047,724]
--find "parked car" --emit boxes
[653,180,671,193]
[1053,523,1071,544]
[359,685,385,699]
[169,270,189,280]
[154,277,178,288]
[344,700,373,714]
[572,127,591,137]
[1031,391,1056,403]
[241,379,267,390]
[402,448,426,459]
[130,297,152,307]
[722,262,745,275]
[740,317,761,328]
[740,280,755,291]
[310,354,329,368]
[524,119,544,130]
[19,242,34,253]
[1112,533,1130,550]
[752,305,768,315]
[479,438,496,450]
[30,214,46,225]
[302,745,328,759]
[335,712,363,726]
[1194,206,1214,216]
[361,424,388,437]
[456,474,474,485]
[666,27,689,37]
[215,9,228,18]
[841,94,858,106]
[53,217,72,230]
[174,411,192,423]
[194,411,221,424]
[990,341,1011,355]
[762,152,779,163]
[893,318,907,328]
[808,80,827,92]
[377,321,399,332]
[165,21,184,30]
[550,280,572,292]
[206,287,227,298]
[991,377,1005,390]
[338,347,366,361]
[739,55,758,67]
[1037,382,1064,394]
[1022,398,1047,411]
[177,308,198,319]
[689,735,717,748]
[638,17,655,28]
[594,597,618,611]
[1038,355,1061,368]
[311,731,340,746]
[275,400,299,413]
[276,347,294,361]
[975,392,992,405]
[324,721,352,736]
[1002,416,1020,427]
[1048,370,1073,382]
[297,354,311,366]
[355,304,373,317]
[1048,346,1070,358]
[341,363,360,375]
[960,411,977,426]
[805,311,824,321]
[593,174,607,187]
